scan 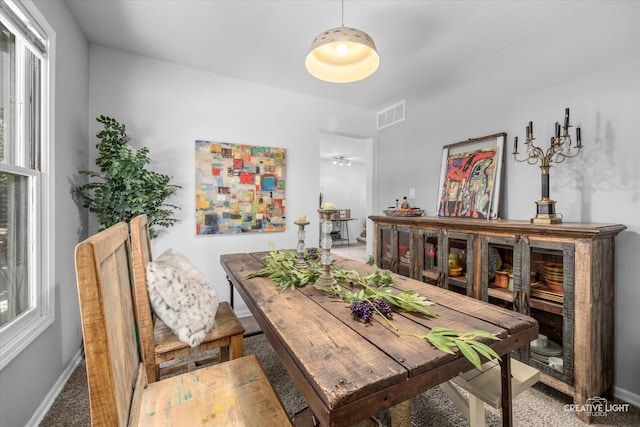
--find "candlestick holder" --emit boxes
[315,209,337,290]
[293,220,310,269]
[513,108,583,224]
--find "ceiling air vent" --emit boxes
[377,100,405,130]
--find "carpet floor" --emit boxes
[40,316,639,426]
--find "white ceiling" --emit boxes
[64,0,604,112]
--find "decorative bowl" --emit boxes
[543,262,563,273]
[448,266,463,277]
[546,280,564,293]
[548,356,564,372]
[544,261,563,268]
[544,275,563,284]
[383,208,425,217]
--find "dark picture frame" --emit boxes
[436,132,506,220]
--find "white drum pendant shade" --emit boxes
[305,26,380,83]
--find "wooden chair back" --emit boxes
[129,213,157,382]
[74,222,141,426]
[129,214,244,383]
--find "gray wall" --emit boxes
[375,1,640,401]
[0,1,89,426]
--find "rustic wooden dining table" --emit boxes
[221,252,538,427]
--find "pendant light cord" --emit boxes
[341,0,344,26]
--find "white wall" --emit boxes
[0,1,89,426]
[88,45,376,316]
[376,2,640,400]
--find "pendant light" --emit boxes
[305,0,380,83]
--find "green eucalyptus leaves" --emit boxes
[246,246,501,370]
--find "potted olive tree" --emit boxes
[74,115,180,238]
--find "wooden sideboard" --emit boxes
[370,215,626,423]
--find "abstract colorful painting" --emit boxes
[436,133,505,220]
[195,140,286,234]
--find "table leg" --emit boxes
[500,355,513,427]
[391,399,412,427]
[227,275,263,338]
[344,220,350,247]
[227,276,234,308]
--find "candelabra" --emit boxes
[315,208,337,290]
[293,219,309,269]
[513,108,583,224]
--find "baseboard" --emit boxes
[615,385,640,408]
[235,308,252,318]
[26,347,84,427]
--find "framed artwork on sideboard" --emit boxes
[436,132,506,220]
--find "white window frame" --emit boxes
[0,0,54,370]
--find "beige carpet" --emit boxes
[40,316,639,426]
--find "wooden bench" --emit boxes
[130,214,245,382]
[440,358,539,427]
[75,222,292,426]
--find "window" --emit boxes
[0,0,53,369]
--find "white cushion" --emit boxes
[146,249,219,347]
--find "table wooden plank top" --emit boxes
[221,252,538,427]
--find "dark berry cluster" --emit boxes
[372,299,393,318]
[350,300,374,322]
[350,298,393,323]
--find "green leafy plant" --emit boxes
[73,115,180,238]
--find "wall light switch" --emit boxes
[409,188,416,199]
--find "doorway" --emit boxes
[319,131,374,258]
